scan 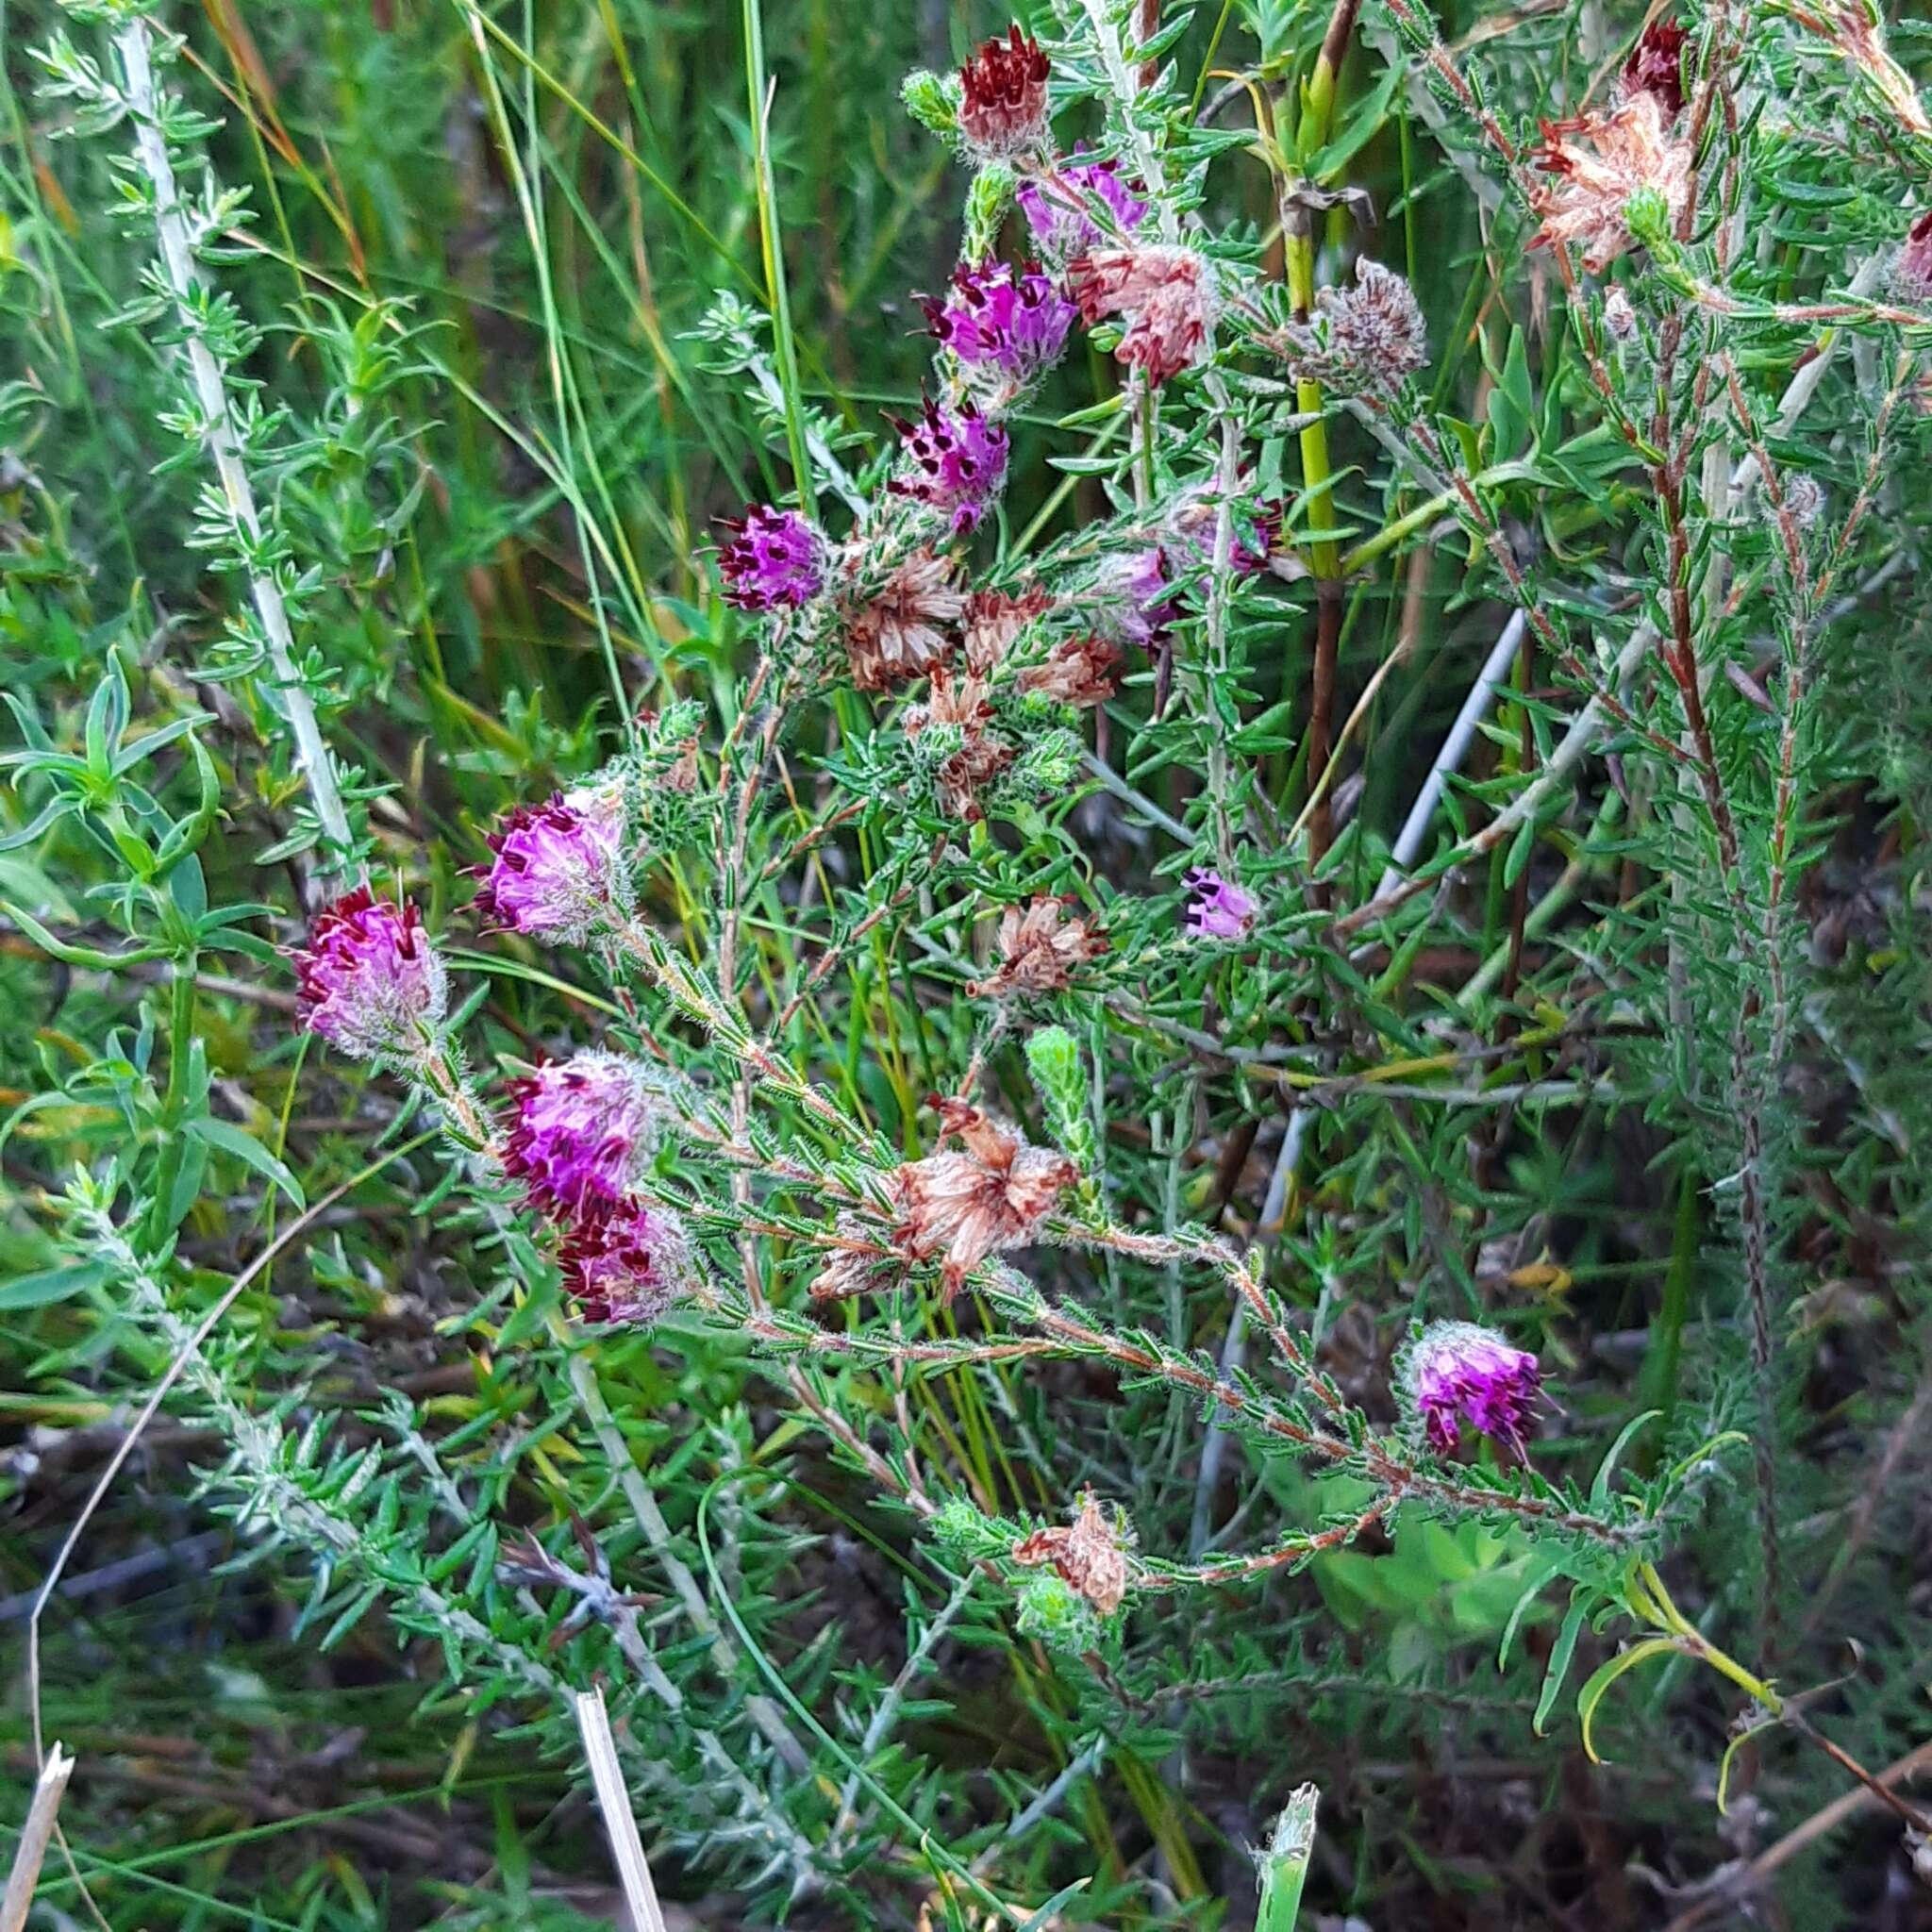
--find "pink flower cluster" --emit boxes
[1407,1323,1542,1457]
[926,259,1075,382]
[474,787,630,945]
[1183,868,1257,941]
[891,396,1011,535]
[294,887,447,1063]
[717,506,825,610]
[1017,156,1148,259]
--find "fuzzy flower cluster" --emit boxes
[891,396,1011,535]
[927,258,1075,385]
[1068,245,1214,386]
[958,25,1051,160]
[1406,1322,1542,1456]
[475,784,632,945]
[294,888,448,1063]
[1274,258,1428,398]
[717,506,825,610]
[1017,155,1149,258]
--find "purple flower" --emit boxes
[1893,208,1932,305]
[926,260,1075,381]
[505,1050,658,1211]
[558,1195,691,1326]
[1407,1322,1542,1456]
[1091,547,1176,648]
[475,792,630,943]
[1018,157,1149,258]
[890,396,1010,536]
[717,505,825,611]
[293,887,447,1062]
[1183,867,1257,941]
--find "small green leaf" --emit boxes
[1577,1638,1680,1763]
[1534,1585,1594,1736]
[0,1258,110,1309]
[189,1115,306,1209]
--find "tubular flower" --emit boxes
[717,505,825,610]
[958,25,1050,159]
[961,585,1054,675]
[1019,633,1121,708]
[1091,547,1177,648]
[1017,155,1149,258]
[1067,245,1214,385]
[906,668,1012,822]
[294,888,447,1062]
[968,896,1107,999]
[1623,18,1690,116]
[1892,208,1932,304]
[1011,1492,1133,1615]
[892,1095,1076,1300]
[504,1050,658,1211]
[1529,92,1693,273]
[1183,867,1258,941]
[475,792,631,943]
[890,396,1010,535]
[557,1194,691,1327]
[927,259,1076,382]
[846,548,966,691]
[1407,1321,1542,1456]
[1272,258,1428,397]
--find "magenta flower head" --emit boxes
[1091,547,1177,649]
[1018,155,1149,258]
[475,791,631,944]
[1406,1322,1542,1456]
[890,395,1010,536]
[504,1050,658,1212]
[558,1195,691,1327]
[1183,867,1258,941]
[717,505,825,611]
[926,259,1076,384]
[294,886,447,1062]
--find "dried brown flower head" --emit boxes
[893,1095,1076,1299]
[846,548,966,691]
[958,25,1051,158]
[968,895,1107,999]
[962,585,1053,675]
[808,1215,901,1303]
[1530,92,1693,273]
[906,668,1012,821]
[1067,245,1214,386]
[1271,257,1428,396]
[1018,632,1122,708]
[1011,1491,1132,1615]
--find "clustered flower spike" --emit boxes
[558,1195,691,1326]
[1529,92,1693,274]
[294,887,447,1063]
[968,895,1107,998]
[1892,208,1932,305]
[1275,258,1429,397]
[1011,1491,1133,1615]
[1018,155,1149,258]
[926,259,1075,383]
[891,396,1010,534]
[1068,246,1214,386]
[504,1050,658,1211]
[475,791,630,944]
[1183,867,1257,941]
[1407,1321,1542,1456]
[717,505,824,610]
[893,1096,1076,1299]
[1623,18,1690,117]
[958,24,1051,159]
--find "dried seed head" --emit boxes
[906,667,1012,821]
[1018,632,1121,708]
[846,548,967,691]
[1274,257,1429,397]
[967,895,1107,999]
[293,888,447,1063]
[961,585,1054,675]
[958,25,1051,159]
[1011,1491,1133,1615]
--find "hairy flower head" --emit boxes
[504,1050,659,1211]
[717,505,826,610]
[475,791,632,943]
[958,25,1051,159]
[1406,1321,1542,1456]
[558,1195,692,1327]
[1183,868,1257,941]
[890,395,1010,535]
[1018,155,1149,258]
[926,259,1075,385]
[294,889,447,1063]
[1271,258,1428,397]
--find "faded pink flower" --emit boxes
[1407,1321,1542,1456]
[504,1050,658,1211]
[958,25,1051,159]
[475,793,630,943]
[1529,92,1693,274]
[293,887,447,1062]
[907,668,1013,822]
[1018,155,1149,258]
[1011,1491,1133,1614]
[558,1195,691,1326]
[1272,258,1428,397]
[967,896,1107,999]
[961,585,1053,675]
[893,1096,1076,1300]
[846,548,966,691]
[1091,547,1176,648]
[1067,245,1214,385]
[1183,867,1257,941]
[1019,633,1121,708]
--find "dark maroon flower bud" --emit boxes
[1624,19,1690,118]
[958,25,1050,159]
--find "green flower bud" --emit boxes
[1623,183,1672,247]
[1013,1570,1103,1655]
[964,162,1017,258]
[901,70,960,139]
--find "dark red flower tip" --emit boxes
[1624,19,1689,118]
